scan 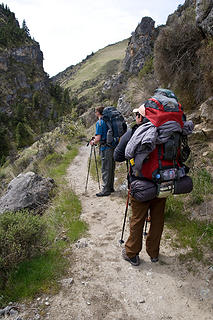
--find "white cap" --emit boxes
[133,104,145,116]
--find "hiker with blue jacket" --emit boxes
[114,89,193,266]
[90,106,115,197]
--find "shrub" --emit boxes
[0,210,48,286]
[101,59,120,74]
[139,56,154,79]
[154,7,204,108]
[126,74,158,108]
[43,152,63,165]
[15,122,34,148]
[197,38,213,98]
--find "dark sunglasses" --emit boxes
[136,112,140,117]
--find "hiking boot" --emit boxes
[96,191,111,197]
[122,248,140,266]
[150,257,159,263]
[110,188,115,193]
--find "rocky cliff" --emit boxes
[0,43,49,114]
[0,4,71,165]
[52,0,213,132]
[123,16,158,74]
[154,0,213,108]
[196,0,213,36]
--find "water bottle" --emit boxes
[106,129,113,144]
[161,168,177,181]
[155,173,161,180]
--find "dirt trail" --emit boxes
[44,145,212,320]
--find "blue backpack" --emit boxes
[102,106,127,148]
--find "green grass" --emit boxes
[46,189,87,243]
[44,146,78,182]
[190,168,213,205]
[0,144,87,306]
[64,39,128,91]
[165,195,213,263]
[139,56,154,78]
[1,250,67,304]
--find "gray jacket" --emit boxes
[125,120,194,175]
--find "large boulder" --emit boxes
[117,94,134,123]
[190,97,213,141]
[200,97,213,124]
[0,172,55,214]
[102,73,125,94]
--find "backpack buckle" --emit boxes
[157,181,174,198]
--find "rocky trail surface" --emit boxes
[12,145,213,320]
[41,145,212,320]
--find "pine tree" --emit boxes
[15,122,33,148]
[22,19,30,37]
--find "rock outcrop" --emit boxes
[196,0,213,36]
[0,4,68,163]
[200,97,213,124]
[79,107,96,128]
[0,5,50,114]
[117,94,134,123]
[0,172,55,214]
[123,17,156,74]
[0,43,49,114]
[102,73,125,94]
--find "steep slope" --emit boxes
[0,4,71,164]
[154,0,213,109]
[52,39,128,115]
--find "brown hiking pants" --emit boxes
[125,196,166,259]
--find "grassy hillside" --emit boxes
[65,39,128,91]
[52,38,129,116]
[57,39,128,92]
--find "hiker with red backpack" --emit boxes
[114,88,194,266]
[90,106,126,197]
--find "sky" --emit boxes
[5,0,185,77]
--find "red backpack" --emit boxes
[129,89,193,201]
[139,91,184,182]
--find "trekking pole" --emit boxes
[85,144,93,193]
[143,209,151,236]
[119,189,130,244]
[93,145,101,190]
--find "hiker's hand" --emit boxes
[89,137,95,145]
[90,141,97,146]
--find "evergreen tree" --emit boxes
[0,127,9,165]
[22,19,30,37]
[15,103,25,123]
[15,122,33,148]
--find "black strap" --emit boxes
[158,145,162,170]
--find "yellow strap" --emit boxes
[130,158,135,166]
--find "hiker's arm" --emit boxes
[114,130,132,162]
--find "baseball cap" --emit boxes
[133,104,145,116]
